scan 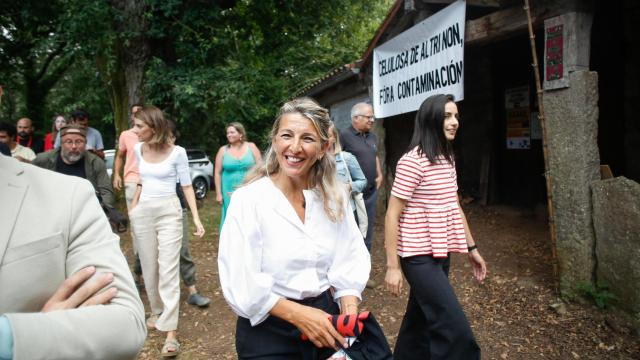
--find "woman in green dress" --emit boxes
[214,122,262,229]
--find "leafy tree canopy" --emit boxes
[1,0,392,154]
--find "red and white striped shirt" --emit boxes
[390,147,468,258]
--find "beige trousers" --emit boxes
[124,182,138,253]
[129,195,182,331]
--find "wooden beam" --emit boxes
[421,0,500,7]
[465,1,571,46]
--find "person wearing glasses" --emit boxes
[32,124,115,207]
[339,102,383,288]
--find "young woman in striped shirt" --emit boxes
[384,94,487,360]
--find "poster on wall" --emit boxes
[544,15,569,89]
[372,0,466,118]
[505,86,531,150]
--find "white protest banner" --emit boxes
[373,0,466,118]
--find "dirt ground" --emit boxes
[121,199,640,359]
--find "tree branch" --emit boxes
[39,53,76,93]
[35,40,69,82]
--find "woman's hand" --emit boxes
[468,250,487,282]
[385,267,404,296]
[291,305,346,350]
[216,192,222,205]
[193,217,205,238]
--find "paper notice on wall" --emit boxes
[505,86,531,149]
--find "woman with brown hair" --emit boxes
[44,114,66,151]
[129,105,205,357]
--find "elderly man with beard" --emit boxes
[32,124,115,207]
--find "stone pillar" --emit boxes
[544,70,600,294]
[592,177,640,322]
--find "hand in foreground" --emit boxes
[292,305,346,350]
[468,250,487,282]
[193,218,205,238]
[215,193,222,205]
[385,267,403,296]
[41,266,117,312]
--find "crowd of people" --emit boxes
[1,94,487,359]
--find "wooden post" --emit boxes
[523,0,560,294]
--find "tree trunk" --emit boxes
[24,75,46,126]
[105,0,150,137]
[21,45,74,130]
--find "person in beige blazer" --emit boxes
[0,154,146,359]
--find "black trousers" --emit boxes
[394,255,481,360]
[235,291,339,360]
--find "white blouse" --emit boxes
[218,177,370,326]
[135,143,191,202]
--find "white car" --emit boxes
[104,149,116,178]
[186,148,214,199]
[104,148,214,200]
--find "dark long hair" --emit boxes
[408,94,456,164]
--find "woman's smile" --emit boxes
[273,113,325,183]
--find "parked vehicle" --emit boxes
[103,148,214,200]
[186,148,214,200]
[105,149,116,178]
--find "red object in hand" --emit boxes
[301,311,370,341]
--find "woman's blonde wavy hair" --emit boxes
[243,97,344,222]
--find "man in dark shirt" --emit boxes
[340,103,383,266]
[32,125,114,207]
[16,117,45,154]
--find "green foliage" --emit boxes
[0,0,77,125]
[576,282,618,309]
[0,0,116,141]
[145,0,392,154]
[2,0,392,152]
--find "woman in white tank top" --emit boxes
[129,106,205,357]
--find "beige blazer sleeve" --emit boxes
[0,156,146,360]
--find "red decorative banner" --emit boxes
[545,25,563,81]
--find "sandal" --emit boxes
[146,314,159,330]
[161,338,180,357]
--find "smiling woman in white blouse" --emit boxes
[218,97,371,359]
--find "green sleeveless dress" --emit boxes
[220,145,255,230]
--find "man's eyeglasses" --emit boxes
[62,139,86,146]
[357,115,375,121]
